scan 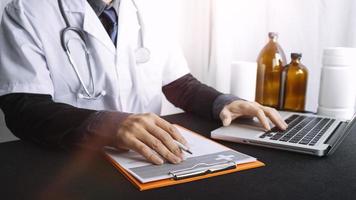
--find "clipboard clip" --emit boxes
[169,160,237,180]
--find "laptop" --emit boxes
[211,111,356,156]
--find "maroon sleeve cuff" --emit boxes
[67,111,131,150]
[162,73,222,120]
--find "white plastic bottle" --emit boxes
[318,47,356,120]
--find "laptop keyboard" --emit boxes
[259,115,336,146]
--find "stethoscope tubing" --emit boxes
[57,0,149,100]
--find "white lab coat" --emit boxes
[0,0,189,114]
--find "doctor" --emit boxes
[0,0,287,165]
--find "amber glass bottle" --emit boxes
[283,53,308,112]
[256,33,287,108]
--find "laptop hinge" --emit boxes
[326,116,356,155]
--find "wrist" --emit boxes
[77,111,132,149]
[213,94,243,120]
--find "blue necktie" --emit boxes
[100,7,118,46]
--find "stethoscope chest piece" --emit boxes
[135,47,151,64]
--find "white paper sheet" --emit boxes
[105,126,256,183]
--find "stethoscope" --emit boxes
[57,0,150,100]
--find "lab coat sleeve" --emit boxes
[0,4,54,97]
[161,40,191,86]
[0,93,131,149]
[0,93,95,148]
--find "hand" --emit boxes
[114,113,188,165]
[219,100,288,131]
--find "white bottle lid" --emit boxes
[317,106,355,120]
[323,47,356,66]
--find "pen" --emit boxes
[174,140,193,155]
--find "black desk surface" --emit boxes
[1,113,355,200]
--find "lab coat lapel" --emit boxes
[83,1,116,54]
[62,0,139,56]
[115,0,141,112]
[116,0,140,52]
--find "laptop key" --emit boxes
[259,132,274,138]
[285,115,299,124]
[270,133,284,140]
[309,141,317,146]
[299,140,309,145]
[289,139,300,143]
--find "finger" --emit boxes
[263,107,288,130]
[255,108,271,131]
[220,108,232,127]
[155,117,188,147]
[128,137,164,165]
[146,125,183,158]
[137,128,182,164]
[262,106,288,127]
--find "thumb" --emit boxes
[220,109,232,127]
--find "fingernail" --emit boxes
[154,158,164,165]
[182,155,187,161]
[174,157,182,164]
[176,151,184,159]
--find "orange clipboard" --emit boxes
[104,125,265,191]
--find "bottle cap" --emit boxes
[323,47,356,66]
[291,53,302,60]
[268,32,279,39]
[323,47,356,57]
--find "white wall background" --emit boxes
[1,0,356,141]
[174,0,356,113]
